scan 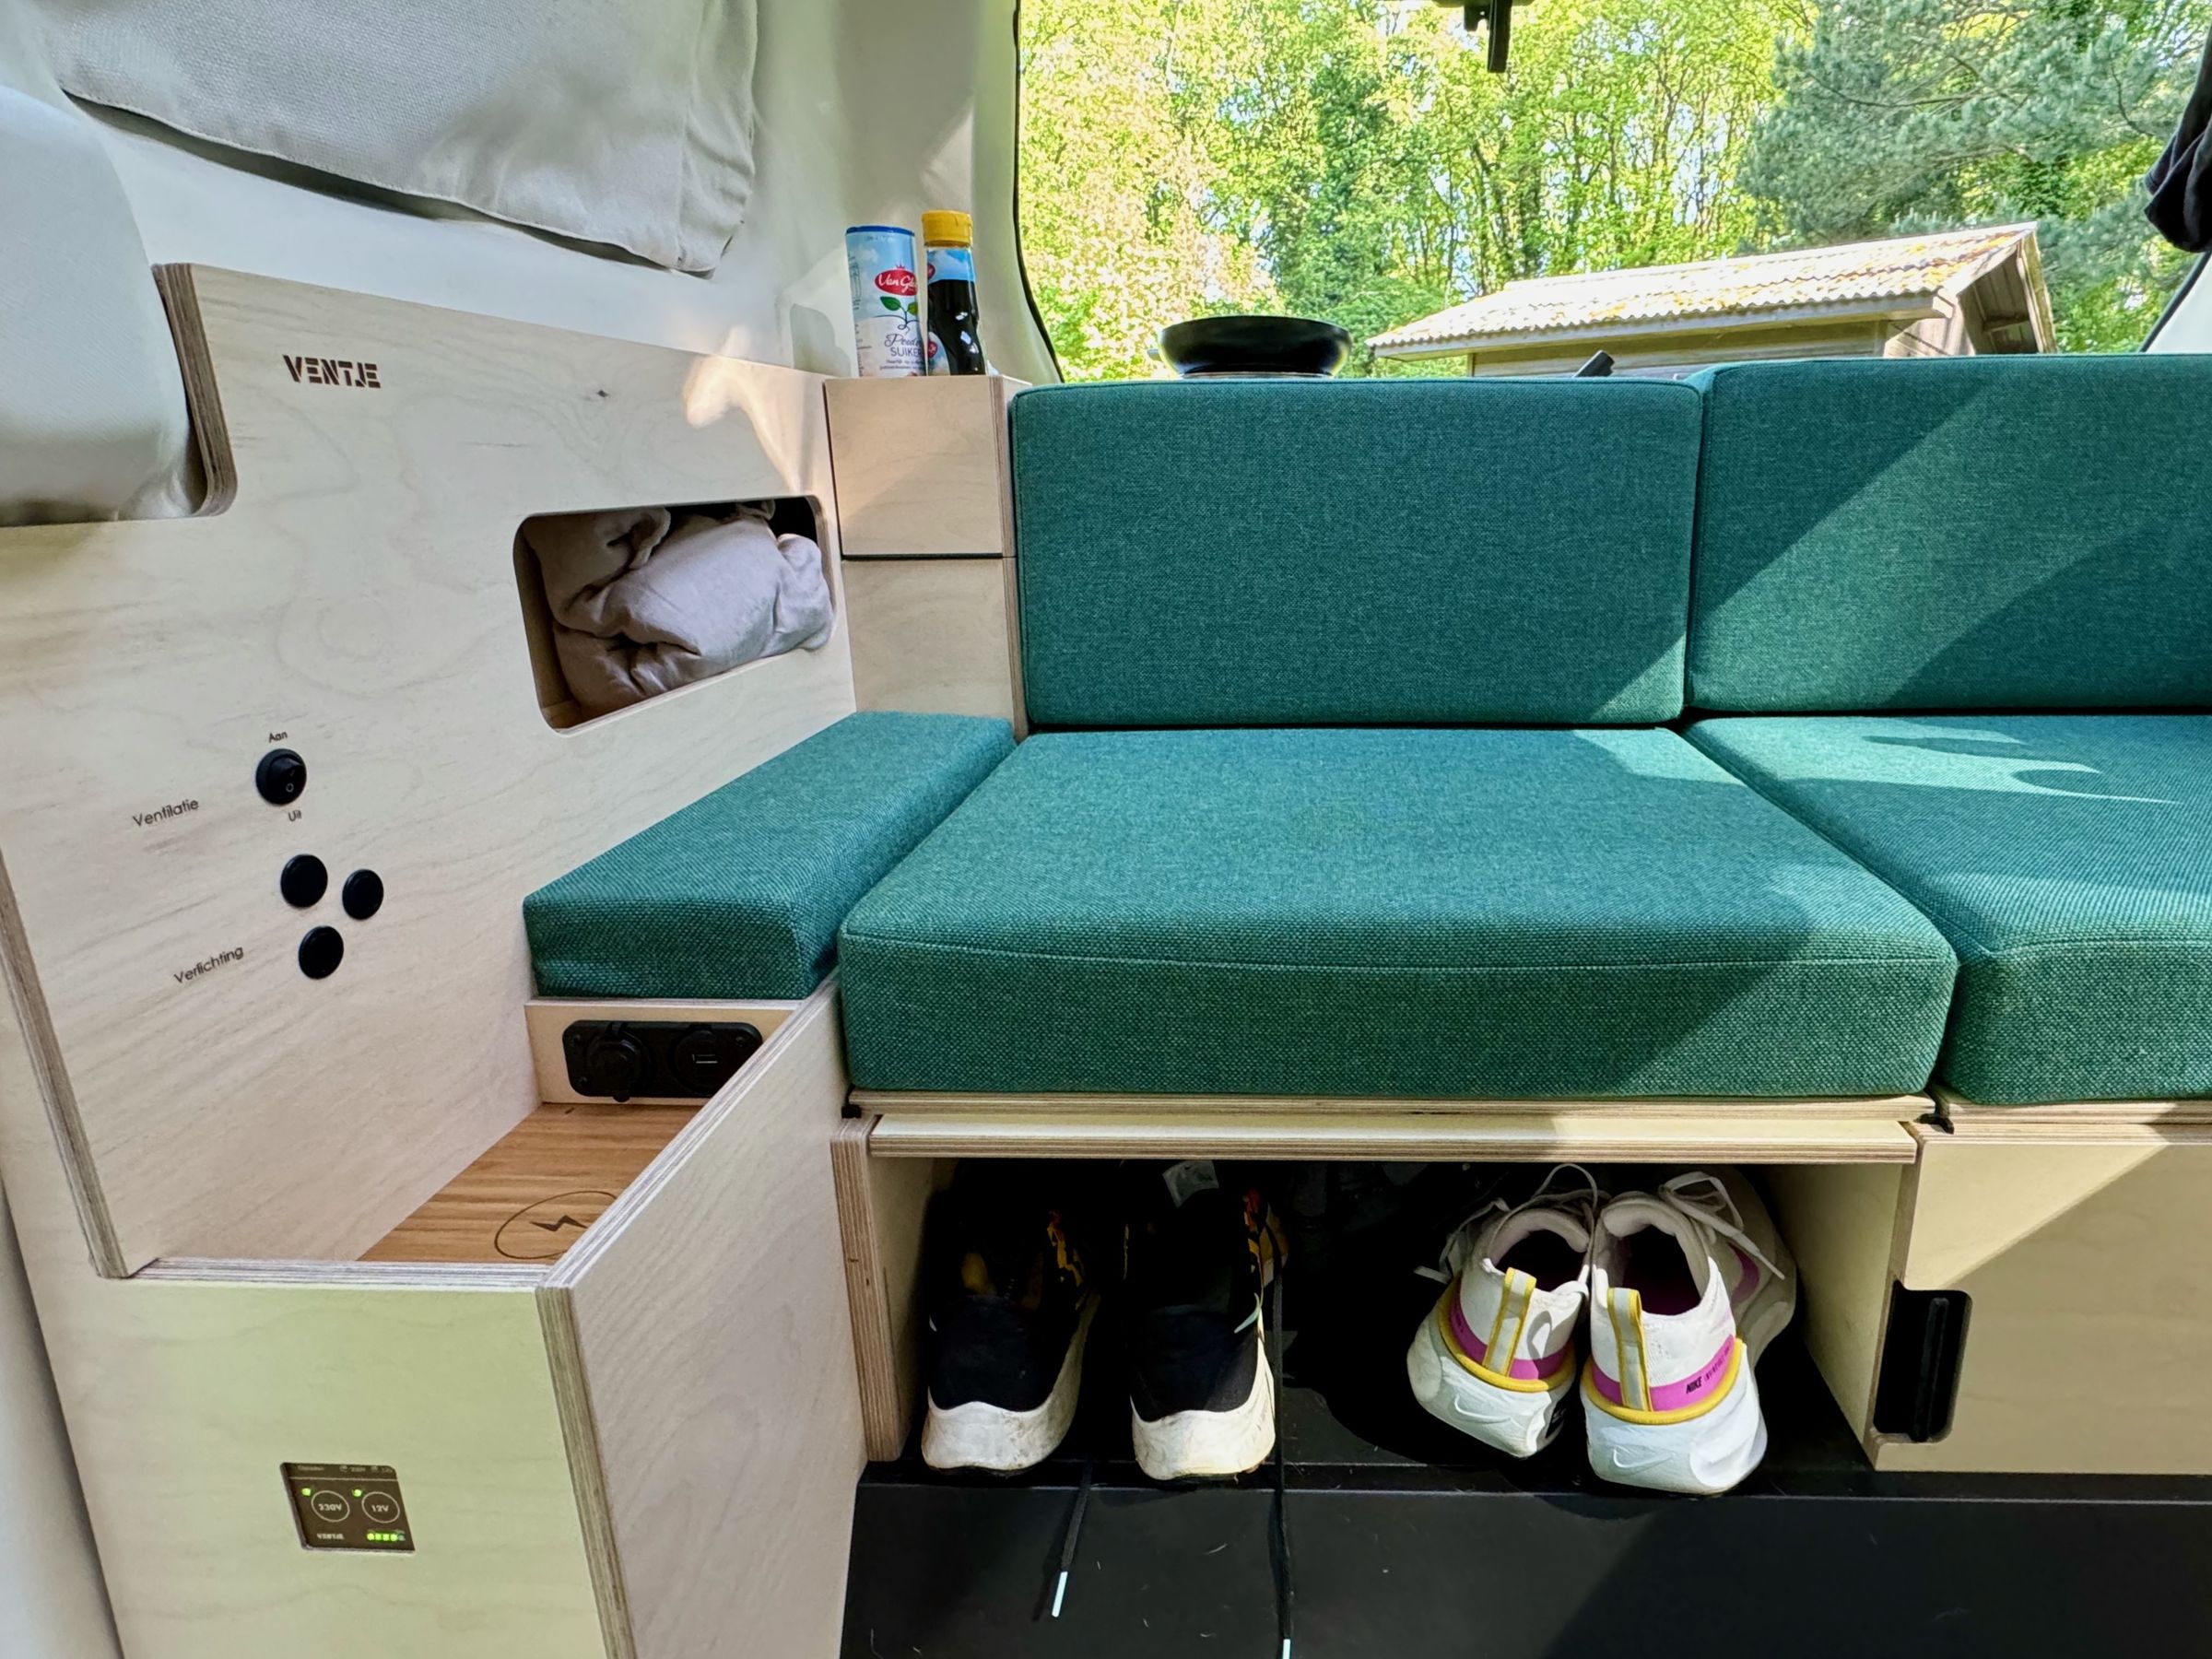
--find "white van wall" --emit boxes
[2147,255,2212,352]
[85,0,1052,376]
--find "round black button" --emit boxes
[279,855,328,909]
[298,926,344,980]
[256,748,308,806]
[342,869,384,921]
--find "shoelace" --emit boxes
[1266,1267,1294,1659]
[1049,1453,1094,1619]
[1429,1161,1606,1281]
[1656,1171,1786,1282]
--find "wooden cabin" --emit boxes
[1370,224,2055,376]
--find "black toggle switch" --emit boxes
[257,748,308,806]
[280,855,328,908]
[581,1027,652,1103]
[342,869,384,921]
[298,925,345,980]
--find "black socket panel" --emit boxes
[562,1020,764,1102]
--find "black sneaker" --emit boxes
[1125,1160,1286,1481]
[919,1164,1100,1473]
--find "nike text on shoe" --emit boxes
[1126,1160,1287,1482]
[919,1164,1100,1474]
[1406,1165,1599,1458]
[1581,1168,1795,1495]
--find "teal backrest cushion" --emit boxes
[1010,379,1702,726]
[1688,355,2212,712]
[525,712,1013,999]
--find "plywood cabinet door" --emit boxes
[1878,1125,2212,1475]
[546,988,865,1659]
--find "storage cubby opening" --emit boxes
[359,1102,697,1266]
[512,495,831,732]
[875,1156,1865,1483]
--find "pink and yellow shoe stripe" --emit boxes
[1585,1331,1743,1426]
[1438,1276,1574,1394]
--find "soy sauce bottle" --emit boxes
[923,210,987,375]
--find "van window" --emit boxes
[1018,1,2211,378]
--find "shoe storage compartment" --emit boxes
[838,1100,2212,1478]
[834,1099,1928,1464]
[836,1140,2212,1655]
[0,272,868,1658]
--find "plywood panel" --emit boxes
[1763,1161,1910,1448]
[1,977,613,1659]
[854,1089,1934,1118]
[832,1120,941,1460]
[1877,1123,2212,1474]
[549,984,864,1659]
[47,1270,600,1659]
[826,375,1013,558]
[363,1104,693,1265]
[841,557,1019,724]
[866,1108,1919,1163]
[0,267,857,1272]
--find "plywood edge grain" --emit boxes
[0,850,124,1277]
[853,1090,1936,1119]
[832,1119,904,1460]
[1932,1088,2212,1127]
[136,1257,544,1288]
[832,1119,940,1461]
[536,1284,637,1659]
[149,265,237,515]
[865,1109,1920,1163]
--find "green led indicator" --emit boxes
[353,1489,363,1498]
[299,1488,311,1497]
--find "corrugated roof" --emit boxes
[1370,224,2038,354]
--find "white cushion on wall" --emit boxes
[37,0,759,274]
[0,80,194,524]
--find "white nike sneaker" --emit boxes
[1583,1169,1795,1495]
[1406,1166,1599,1458]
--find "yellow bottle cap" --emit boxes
[922,210,973,246]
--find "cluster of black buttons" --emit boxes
[258,748,384,979]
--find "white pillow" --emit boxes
[36,0,758,273]
[0,76,194,524]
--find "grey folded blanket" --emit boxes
[525,504,834,718]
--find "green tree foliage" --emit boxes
[1745,0,2212,351]
[1018,0,2209,376]
[1018,0,1280,381]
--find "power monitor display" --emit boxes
[282,1464,415,1552]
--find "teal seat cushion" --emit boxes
[1689,715,2212,1104]
[526,712,1013,999]
[1011,379,1700,726]
[1687,355,2212,712]
[837,727,1956,1098]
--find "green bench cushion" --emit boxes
[1689,714,2212,1104]
[525,712,1013,999]
[1687,355,2212,712]
[1011,379,1700,727]
[837,726,1956,1098]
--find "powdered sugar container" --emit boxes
[845,225,925,377]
